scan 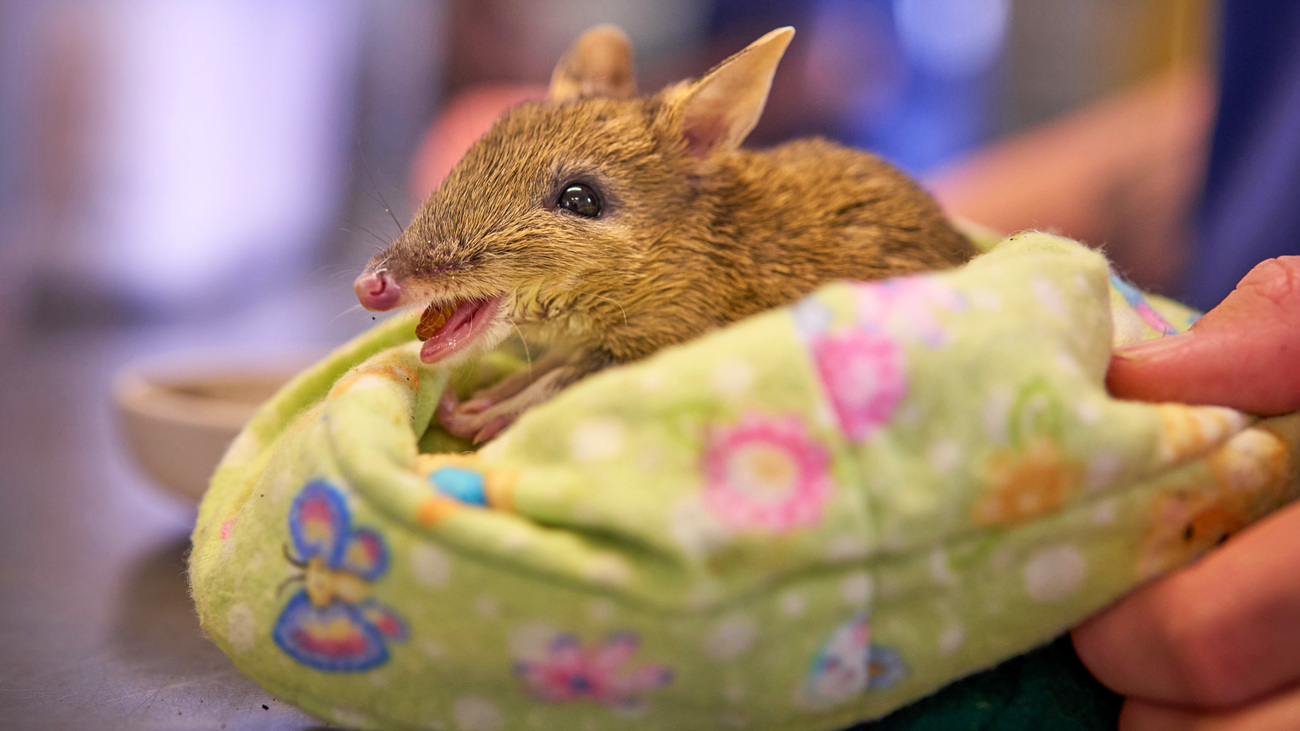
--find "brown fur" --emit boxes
[362,27,974,441]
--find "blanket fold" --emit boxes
[191,232,1299,731]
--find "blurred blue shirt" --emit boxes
[1188,0,1300,308]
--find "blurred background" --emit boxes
[0,0,1217,727]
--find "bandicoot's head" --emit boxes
[353,25,794,364]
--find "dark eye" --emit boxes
[556,183,601,218]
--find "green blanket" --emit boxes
[190,232,1300,730]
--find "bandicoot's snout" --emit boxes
[354,270,401,312]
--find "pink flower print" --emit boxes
[702,414,835,532]
[853,276,964,346]
[810,329,906,442]
[514,632,672,709]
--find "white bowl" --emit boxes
[113,358,311,503]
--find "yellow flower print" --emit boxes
[972,436,1084,527]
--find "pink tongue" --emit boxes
[418,298,499,363]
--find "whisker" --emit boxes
[342,223,392,250]
[356,144,406,234]
[583,291,630,329]
[509,315,533,382]
[331,303,368,326]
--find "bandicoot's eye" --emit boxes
[556,183,601,218]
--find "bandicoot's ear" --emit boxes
[549,25,637,101]
[677,27,794,157]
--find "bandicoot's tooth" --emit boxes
[416,303,450,341]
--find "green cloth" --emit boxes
[190,232,1300,731]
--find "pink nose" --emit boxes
[353,270,401,311]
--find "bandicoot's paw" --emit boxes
[436,389,515,444]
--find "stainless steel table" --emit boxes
[0,285,370,730]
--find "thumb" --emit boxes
[1106,257,1300,416]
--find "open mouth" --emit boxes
[415,296,503,363]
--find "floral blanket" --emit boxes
[189,232,1300,731]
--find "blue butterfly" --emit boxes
[272,480,408,672]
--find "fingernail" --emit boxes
[1113,332,1194,361]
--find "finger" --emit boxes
[1120,683,1300,731]
[1107,257,1300,416]
[1073,502,1300,708]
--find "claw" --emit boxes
[472,415,512,445]
[459,397,495,415]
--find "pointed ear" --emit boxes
[549,25,637,102]
[677,27,794,158]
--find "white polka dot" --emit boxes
[779,591,807,617]
[1076,400,1102,425]
[227,603,256,652]
[970,289,1001,311]
[271,469,294,504]
[928,549,954,585]
[840,572,873,606]
[638,446,664,472]
[1032,278,1068,319]
[1085,453,1121,491]
[826,534,870,560]
[452,697,502,731]
[369,670,390,687]
[586,554,632,587]
[475,595,500,618]
[410,544,452,588]
[814,401,838,429]
[638,370,665,392]
[722,713,750,727]
[669,499,729,558]
[895,403,923,426]
[712,360,755,397]
[927,440,962,473]
[938,625,964,654]
[1092,499,1117,526]
[1053,350,1082,377]
[724,680,747,703]
[419,638,447,660]
[333,708,370,727]
[509,622,562,661]
[247,552,264,573]
[983,388,1012,444]
[1024,545,1087,603]
[1072,273,1090,292]
[570,417,625,462]
[424,718,447,731]
[705,615,757,661]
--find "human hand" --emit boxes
[1073,257,1300,730]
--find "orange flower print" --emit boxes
[1206,428,1291,507]
[1156,404,1247,463]
[1137,491,1246,580]
[972,436,1084,527]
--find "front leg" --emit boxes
[438,352,610,444]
